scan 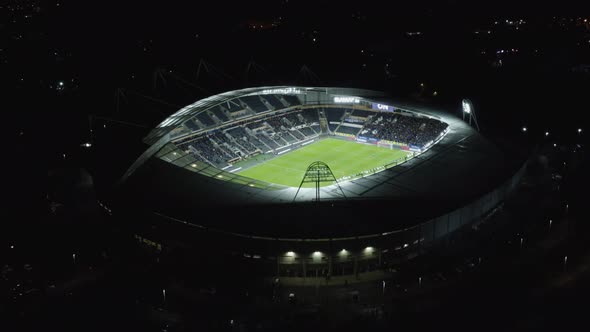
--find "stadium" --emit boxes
[111,86,528,281]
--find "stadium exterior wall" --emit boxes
[132,158,528,278]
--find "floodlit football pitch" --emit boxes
[238,138,410,187]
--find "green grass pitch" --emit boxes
[238,138,410,187]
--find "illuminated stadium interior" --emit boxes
[129,86,449,189]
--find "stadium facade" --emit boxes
[111,86,527,280]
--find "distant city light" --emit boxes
[56,80,65,91]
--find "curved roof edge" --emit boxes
[121,86,386,183]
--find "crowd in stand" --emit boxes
[178,137,229,167]
[282,113,304,126]
[177,110,321,166]
[176,107,447,168]
[361,113,447,147]
[265,117,284,131]
[410,117,448,147]
[226,127,259,153]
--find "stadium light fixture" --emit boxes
[462,101,472,114]
[462,99,480,131]
[312,251,322,257]
[339,249,348,255]
[578,128,582,133]
[522,126,527,132]
[286,251,295,257]
[191,164,197,168]
[553,143,557,147]
[545,131,549,136]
